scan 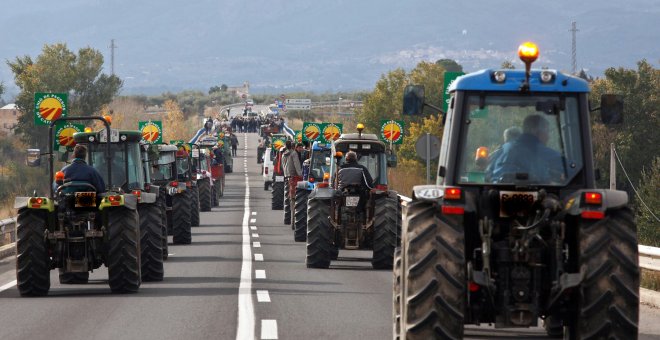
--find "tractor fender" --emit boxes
[411,185,476,213]
[13,196,55,212]
[309,187,336,200]
[140,192,157,204]
[564,189,629,216]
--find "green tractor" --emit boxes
[15,117,145,296]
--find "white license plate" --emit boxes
[275,176,285,182]
[345,196,360,207]
[499,191,537,217]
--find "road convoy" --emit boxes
[11,42,640,339]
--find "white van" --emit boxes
[262,147,275,190]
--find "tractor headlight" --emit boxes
[88,136,95,142]
[540,70,555,83]
[120,135,127,141]
[493,71,506,83]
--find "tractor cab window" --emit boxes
[310,149,331,181]
[176,157,190,181]
[457,94,583,186]
[89,143,144,191]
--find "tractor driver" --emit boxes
[337,151,373,210]
[60,144,106,193]
[489,114,563,183]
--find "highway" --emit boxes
[0,133,659,340]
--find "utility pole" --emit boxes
[570,22,578,74]
[109,39,117,75]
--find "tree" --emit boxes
[435,59,463,73]
[7,43,122,149]
[636,157,660,246]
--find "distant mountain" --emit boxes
[0,0,658,97]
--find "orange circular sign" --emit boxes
[141,124,160,142]
[39,97,64,122]
[382,122,402,142]
[323,124,341,141]
[304,125,320,140]
[58,127,78,147]
[273,139,286,150]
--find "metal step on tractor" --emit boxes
[393,42,638,339]
[292,141,332,242]
[305,124,401,269]
[15,116,154,296]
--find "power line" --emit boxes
[613,147,660,223]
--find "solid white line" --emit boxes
[250,226,257,231]
[261,320,278,340]
[256,290,271,302]
[255,270,266,279]
[0,280,17,292]
[250,218,256,223]
[254,253,264,262]
[253,242,261,248]
[236,172,255,340]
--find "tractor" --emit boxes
[305,125,400,269]
[292,141,332,242]
[141,143,169,261]
[393,42,638,339]
[15,117,148,295]
[270,135,288,211]
[194,135,226,207]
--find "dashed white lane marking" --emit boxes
[236,169,255,340]
[254,254,264,262]
[255,270,266,279]
[252,212,257,216]
[261,320,278,340]
[250,218,256,223]
[256,290,271,302]
[250,226,257,231]
[0,280,17,292]
[253,242,261,248]
[252,233,259,238]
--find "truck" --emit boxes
[393,42,638,339]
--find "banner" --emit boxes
[271,136,287,151]
[302,122,322,142]
[139,120,163,144]
[34,92,67,126]
[54,121,84,150]
[320,123,343,143]
[379,120,405,145]
[443,72,464,112]
[295,130,303,143]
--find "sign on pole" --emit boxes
[295,130,303,143]
[442,72,464,112]
[54,121,84,150]
[380,120,405,145]
[34,92,68,126]
[271,136,287,151]
[320,123,343,143]
[302,122,322,142]
[139,120,163,144]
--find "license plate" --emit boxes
[275,176,285,182]
[499,191,537,217]
[75,192,96,207]
[345,196,360,207]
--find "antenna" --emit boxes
[109,39,117,75]
[570,22,579,74]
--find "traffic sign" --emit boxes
[34,92,68,126]
[415,134,440,160]
[285,104,311,110]
[285,99,311,104]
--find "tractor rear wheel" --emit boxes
[107,207,141,293]
[306,198,333,269]
[271,181,284,210]
[59,269,89,284]
[199,179,212,212]
[284,180,291,225]
[372,195,399,269]
[16,208,50,296]
[138,204,164,282]
[400,200,465,339]
[567,207,639,339]
[172,192,192,244]
[293,187,309,242]
[190,185,200,227]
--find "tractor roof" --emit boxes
[449,69,590,93]
[338,133,380,141]
[73,130,142,144]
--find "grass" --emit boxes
[641,269,660,292]
[388,159,427,197]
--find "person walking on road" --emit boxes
[230,133,239,157]
[284,142,304,205]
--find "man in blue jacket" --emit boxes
[61,144,106,193]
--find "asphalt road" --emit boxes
[0,132,658,340]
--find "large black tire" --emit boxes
[138,204,164,282]
[190,185,200,227]
[306,198,334,269]
[157,187,168,261]
[16,208,50,296]
[59,269,89,284]
[172,192,192,244]
[284,181,291,225]
[393,247,403,340]
[271,181,284,210]
[567,207,639,339]
[400,200,465,339]
[372,195,399,269]
[107,207,141,294]
[294,187,309,242]
[198,178,212,212]
[264,181,269,191]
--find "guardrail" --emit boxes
[397,194,658,272]
[0,217,16,246]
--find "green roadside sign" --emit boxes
[302,122,322,142]
[34,92,68,126]
[443,72,464,112]
[379,120,405,144]
[320,123,343,143]
[139,120,163,144]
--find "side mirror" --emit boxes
[387,154,398,168]
[26,149,41,167]
[600,94,624,125]
[403,85,425,115]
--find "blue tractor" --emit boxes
[393,43,638,339]
[292,141,332,242]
